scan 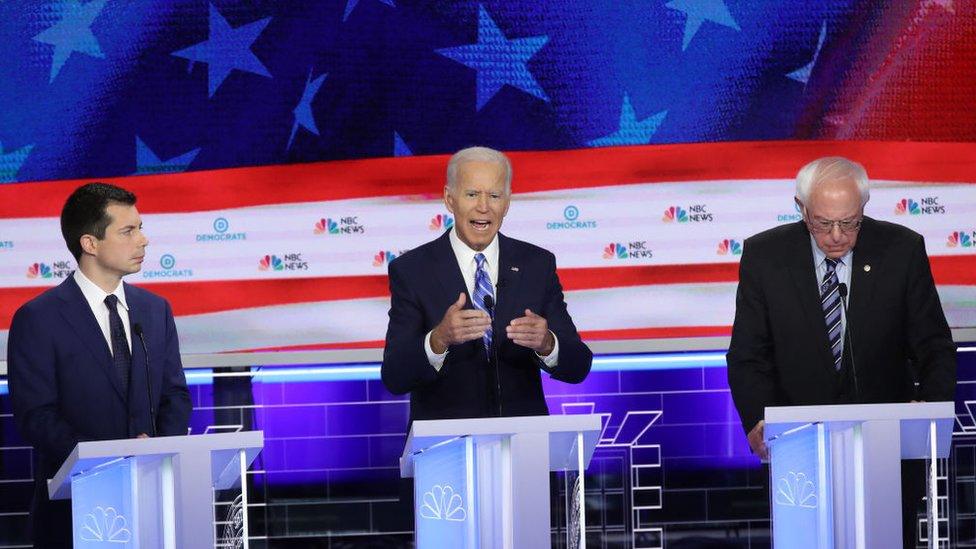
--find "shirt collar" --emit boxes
[809,234,852,269]
[74,269,128,312]
[448,227,499,271]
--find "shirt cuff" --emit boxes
[536,331,559,369]
[425,330,448,371]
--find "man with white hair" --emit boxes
[381,146,592,420]
[727,156,956,547]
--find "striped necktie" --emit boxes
[820,258,843,370]
[472,253,494,355]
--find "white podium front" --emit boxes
[765,402,954,548]
[400,414,602,549]
[48,431,263,549]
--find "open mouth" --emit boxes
[471,220,491,231]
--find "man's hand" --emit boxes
[137,433,149,439]
[430,293,490,353]
[747,420,768,460]
[506,309,554,355]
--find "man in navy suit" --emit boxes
[381,147,592,420]
[8,183,191,547]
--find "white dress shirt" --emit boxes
[74,269,132,355]
[810,236,853,355]
[425,228,559,370]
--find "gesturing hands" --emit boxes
[430,293,490,354]
[507,309,554,356]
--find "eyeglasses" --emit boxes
[806,217,862,234]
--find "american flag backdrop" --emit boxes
[1,1,975,359]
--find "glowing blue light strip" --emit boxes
[3,346,974,393]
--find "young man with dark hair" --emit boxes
[7,182,191,547]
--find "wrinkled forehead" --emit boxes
[805,179,863,218]
[456,160,506,187]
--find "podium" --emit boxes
[400,414,602,548]
[764,402,954,548]
[48,431,264,549]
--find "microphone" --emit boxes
[837,284,859,399]
[481,293,502,416]
[133,324,157,437]
[482,295,494,317]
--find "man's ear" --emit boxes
[79,234,98,256]
[443,186,456,214]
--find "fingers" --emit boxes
[448,292,466,311]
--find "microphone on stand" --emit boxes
[837,284,859,400]
[133,324,157,437]
[482,294,502,416]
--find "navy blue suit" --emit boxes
[7,275,191,547]
[382,232,592,420]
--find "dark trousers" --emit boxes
[902,460,927,549]
[29,489,72,548]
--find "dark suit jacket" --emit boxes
[381,232,592,420]
[7,275,191,545]
[727,217,957,433]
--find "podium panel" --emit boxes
[765,402,953,549]
[50,432,263,549]
[414,436,477,548]
[401,415,602,549]
[769,423,832,549]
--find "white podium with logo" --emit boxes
[400,414,603,548]
[48,431,263,548]
[764,402,954,548]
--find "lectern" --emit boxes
[400,414,602,548]
[765,402,954,548]
[48,431,264,549]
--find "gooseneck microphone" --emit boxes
[837,284,859,399]
[482,294,503,416]
[133,324,157,437]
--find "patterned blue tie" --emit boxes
[104,295,132,395]
[472,253,494,354]
[820,258,843,370]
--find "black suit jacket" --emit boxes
[727,217,956,433]
[381,231,592,420]
[7,275,191,545]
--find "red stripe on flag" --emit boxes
[3,255,973,330]
[3,141,976,217]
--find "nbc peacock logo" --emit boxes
[258,255,284,271]
[429,214,454,231]
[894,199,921,215]
[602,243,628,259]
[27,262,52,279]
[662,206,688,223]
[947,231,973,248]
[373,250,397,267]
[314,218,340,235]
[717,239,743,256]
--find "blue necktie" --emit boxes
[104,295,132,395]
[820,258,843,370]
[472,253,494,355]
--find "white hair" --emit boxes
[795,156,869,205]
[446,146,512,194]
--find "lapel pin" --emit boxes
[864,265,871,272]
[511,267,519,272]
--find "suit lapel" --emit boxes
[430,231,471,309]
[785,223,836,371]
[494,234,522,326]
[56,276,126,402]
[848,217,881,336]
[125,283,148,396]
